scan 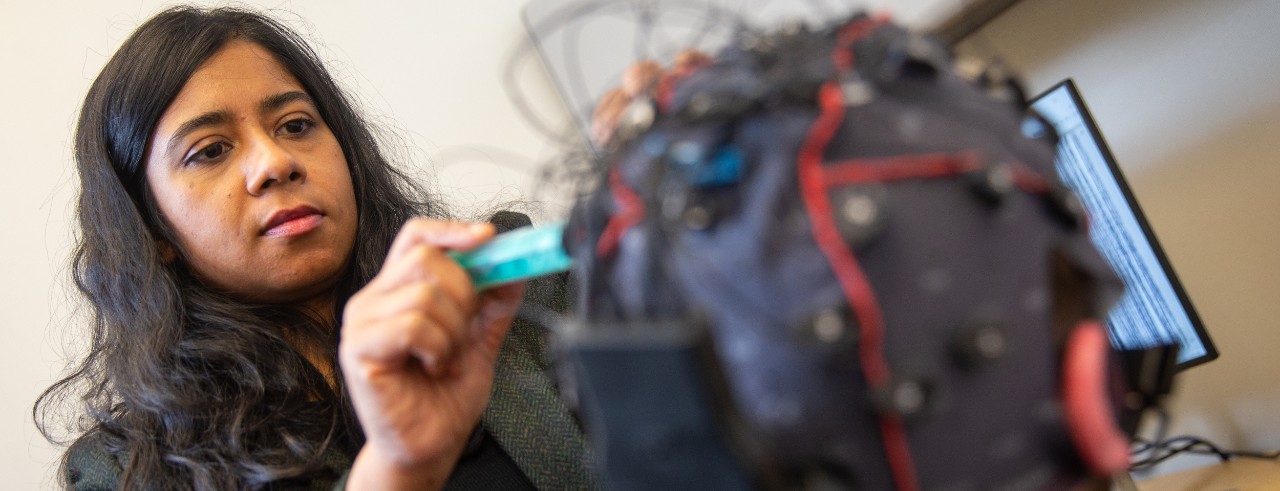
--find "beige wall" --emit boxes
[959,0,1280,476]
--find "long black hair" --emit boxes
[35,6,448,489]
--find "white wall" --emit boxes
[1,1,955,488]
[959,0,1280,477]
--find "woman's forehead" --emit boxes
[165,40,306,116]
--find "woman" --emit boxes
[35,6,594,490]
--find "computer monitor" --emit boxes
[1028,79,1218,370]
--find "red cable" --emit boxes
[801,88,887,384]
[596,166,646,258]
[821,151,983,186]
[657,57,712,113]
[798,81,920,491]
[1006,162,1094,230]
[1061,320,1131,475]
[1011,162,1052,194]
[812,18,920,490]
[834,18,883,71]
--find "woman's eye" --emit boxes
[186,141,229,164]
[279,118,314,136]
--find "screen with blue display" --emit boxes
[1029,80,1217,369]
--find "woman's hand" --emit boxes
[340,218,527,490]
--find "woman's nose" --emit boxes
[245,137,305,195]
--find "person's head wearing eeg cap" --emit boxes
[558,13,1172,490]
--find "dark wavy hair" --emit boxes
[35,6,448,489]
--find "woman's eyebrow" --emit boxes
[260,91,314,114]
[166,111,229,156]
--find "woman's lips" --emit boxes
[262,206,324,238]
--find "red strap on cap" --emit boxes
[1062,320,1131,475]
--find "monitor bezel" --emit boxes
[1030,79,1219,371]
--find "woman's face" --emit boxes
[145,40,358,305]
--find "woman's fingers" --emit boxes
[386,218,494,266]
[471,281,527,358]
[347,283,473,375]
[343,219,502,375]
[346,311,449,369]
[353,288,468,361]
[371,219,491,309]
[346,252,470,350]
[365,243,474,309]
[383,282,468,337]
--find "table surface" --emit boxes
[1133,459,1280,490]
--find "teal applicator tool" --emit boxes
[449,222,573,290]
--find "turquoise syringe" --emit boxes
[448,222,573,290]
